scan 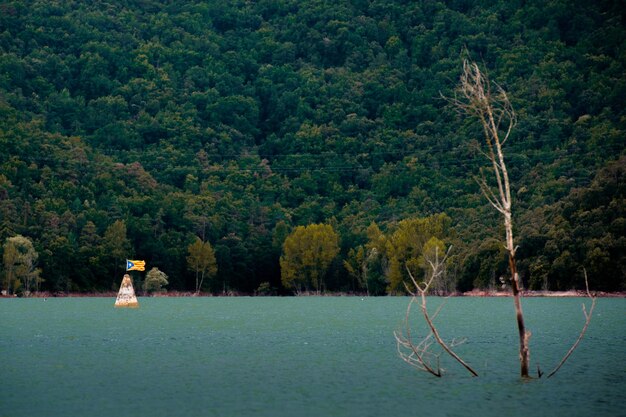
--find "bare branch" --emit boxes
[431,296,449,321]
[396,246,478,377]
[419,292,479,377]
[474,143,496,163]
[475,174,505,214]
[394,296,442,376]
[405,266,425,294]
[547,269,597,378]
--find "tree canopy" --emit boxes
[280,223,340,293]
[0,0,624,294]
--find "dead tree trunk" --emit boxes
[452,60,530,378]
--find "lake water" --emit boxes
[1,296,624,417]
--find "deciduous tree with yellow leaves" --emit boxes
[280,223,339,294]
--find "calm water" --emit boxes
[1,296,624,417]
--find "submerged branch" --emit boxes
[394,296,442,376]
[396,247,478,377]
[547,270,597,378]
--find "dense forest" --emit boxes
[0,0,624,295]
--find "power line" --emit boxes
[5,139,622,164]
[2,140,622,183]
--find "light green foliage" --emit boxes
[343,245,382,295]
[255,281,275,296]
[280,223,340,293]
[418,237,453,294]
[143,267,169,293]
[343,246,366,293]
[2,235,41,295]
[380,214,451,294]
[186,238,218,293]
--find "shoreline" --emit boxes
[2,290,625,298]
[460,289,625,298]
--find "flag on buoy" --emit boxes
[115,274,139,308]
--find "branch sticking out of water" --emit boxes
[546,269,597,378]
[394,246,478,377]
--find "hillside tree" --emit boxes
[102,220,131,283]
[187,237,218,294]
[2,235,41,295]
[280,223,339,294]
[143,267,169,294]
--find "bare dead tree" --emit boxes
[451,60,596,379]
[547,269,597,378]
[451,59,530,377]
[394,246,478,377]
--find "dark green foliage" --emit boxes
[0,0,624,293]
[517,156,626,291]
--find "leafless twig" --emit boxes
[394,246,478,377]
[546,269,597,378]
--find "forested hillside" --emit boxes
[1,0,624,294]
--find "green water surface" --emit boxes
[1,297,624,417]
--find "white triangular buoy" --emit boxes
[115,274,139,308]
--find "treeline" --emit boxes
[0,0,624,294]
